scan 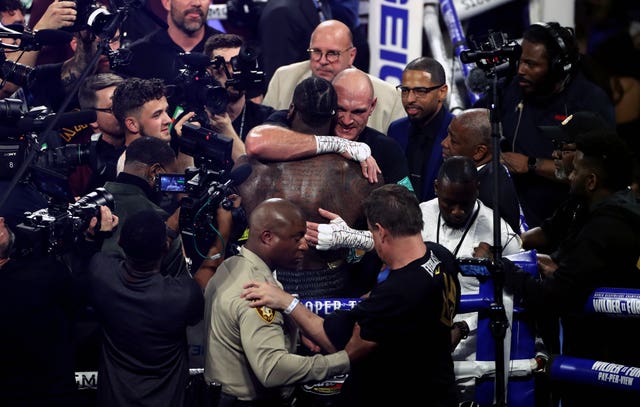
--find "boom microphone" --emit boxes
[206,163,252,201]
[466,67,492,94]
[0,109,97,139]
[0,29,73,51]
[227,163,252,186]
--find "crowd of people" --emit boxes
[1,0,639,406]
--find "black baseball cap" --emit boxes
[538,111,610,144]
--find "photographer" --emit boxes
[88,209,203,407]
[27,23,122,114]
[0,205,118,406]
[202,33,273,142]
[101,136,189,277]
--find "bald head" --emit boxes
[331,68,376,140]
[442,108,493,164]
[246,198,308,269]
[333,68,374,101]
[310,20,353,47]
[454,108,491,145]
[249,198,304,237]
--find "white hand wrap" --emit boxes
[315,135,371,162]
[315,217,374,251]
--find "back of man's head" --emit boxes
[363,184,423,238]
[124,136,175,169]
[118,209,168,265]
[291,76,337,128]
[78,73,125,110]
[112,78,166,128]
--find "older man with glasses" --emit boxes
[262,19,405,134]
[387,56,453,201]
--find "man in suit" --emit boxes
[388,56,454,201]
[262,19,405,134]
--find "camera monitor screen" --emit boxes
[159,174,186,192]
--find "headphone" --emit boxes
[531,22,576,80]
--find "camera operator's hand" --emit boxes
[193,194,242,289]
[206,110,247,161]
[166,206,181,242]
[33,0,77,30]
[86,206,119,240]
[174,111,198,138]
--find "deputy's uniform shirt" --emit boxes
[203,246,350,402]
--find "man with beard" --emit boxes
[503,129,640,407]
[112,77,172,145]
[387,56,453,202]
[476,22,615,229]
[202,33,274,142]
[121,0,222,84]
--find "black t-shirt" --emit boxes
[324,242,461,407]
[357,127,409,185]
[118,25,222,85]
[234,99,275,141]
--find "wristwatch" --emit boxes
[528,156,537,174]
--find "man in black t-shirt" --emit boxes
[119,0,222,84]
[242,184,461,407]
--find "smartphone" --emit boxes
[156,173,187,193]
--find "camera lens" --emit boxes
[0,98,26,122]
[75,187,114,210]
[203,84,228,116]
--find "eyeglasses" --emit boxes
[307,47,353,63]
[92,107,113,114]
[396,84,444,98]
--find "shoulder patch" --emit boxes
[256,306,276,323]
[421,253,442,277]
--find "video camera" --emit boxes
[12,166,114,258]
[171,43,265,125]
[172,53,229,126]
[224,43,265,96]
[0,102,97,181]
[460,31,521,75]
[168,123,250,262]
